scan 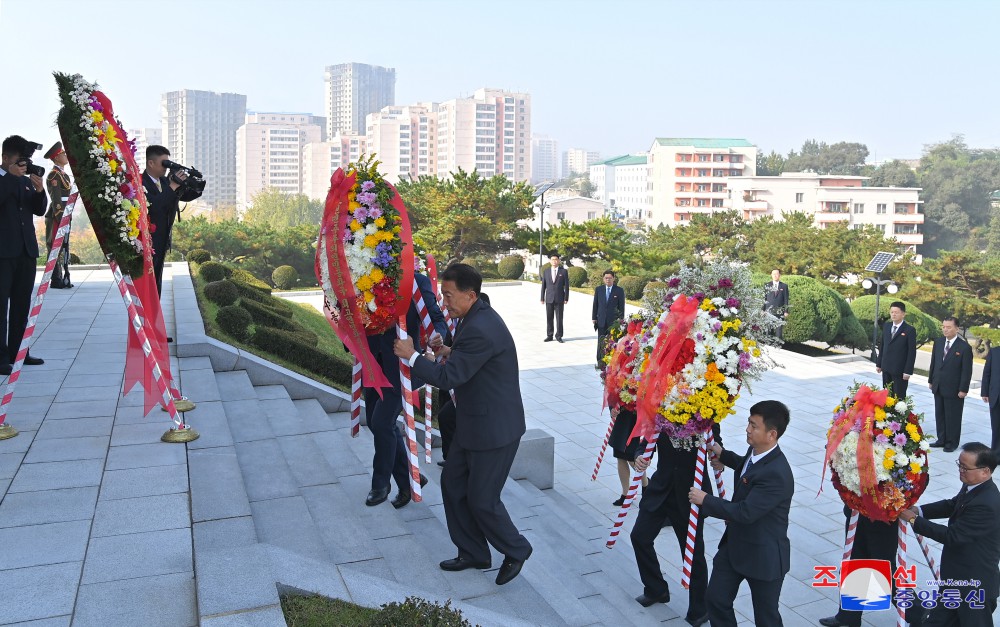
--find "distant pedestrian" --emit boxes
[763,269,789,340]
[928,316,973,452]
[875,301,916,398]
[540,253,569,343]
[592,269,625,367]
[981,343,1000,451]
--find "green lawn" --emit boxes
[281,595,378,626]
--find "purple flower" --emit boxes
[709,283,718,291]
[888,421,901,431]
[696,332,704,341]
[90,97,103,111]
[739,352,752,370]
[718,278,733,288]
[726,297,741,308]
[694,292,705,300]
[712,321,722,332]
[709,310,720,318]
[876,433,889,444]
[372,250,393,267]
[367,205,382,219]
[361,180,375,191]
[894,434,908,446]
[356,191,377,205]
[668,277,681,288]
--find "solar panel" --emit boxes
[865,252,895,273]
[533,182,554,198]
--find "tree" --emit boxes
[242,188,324,229]
[867,160,917,187]
[784,140,869,175]
[521,218,640,271]
[756,151,786,176]
[898,249,1000,328]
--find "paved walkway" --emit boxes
[0,272,995,626]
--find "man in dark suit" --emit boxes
[689,400,795,627]
[875,301,917,399]
[43,142,73,289]
[143,145,198,295]
[980,346,1000,452]
[630,425,722,626]
[364,272,447,509]
[928,316,974,452]
[396,264,533,586]
[540,253,569,343]
[763,269,789,340]
[0,135,47,375]
[900,442,1000,627]
[592,269,625,367]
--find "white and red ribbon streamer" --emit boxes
[915,531,940,581]
[350,358,362,437]
[843,509,860,562]
[607,431,659,548]
[396,317,422,502]
[681,437,709,589]
[896,522,908,627]
[592,407,619,481]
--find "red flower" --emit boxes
[372,279,397,307]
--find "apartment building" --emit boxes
[434,88,531,183]
[531,134,559,183]
[301,134,368,201]
[365,104,437,183]
[563,148,601,177]
[323,62,396,137]
[128,127,162,164]
[235,112,324,207]
[590,154,649,220]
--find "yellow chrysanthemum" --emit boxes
[886,396,897,406]
[91,111,104,124]
[883,459,896,470]
[374,217,386,228]
[363,290,375,303]
[874,407,886,422]
[909,462,921,473]
[109,160,119,173]
[392,226,401,234]
[356,275,374,291]
[348,200,360,213]
[349,219,362,232]
[700,298,716,311]
[363,234,379,249]
[369,268,384,283]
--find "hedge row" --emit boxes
[251,327,353,383]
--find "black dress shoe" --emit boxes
[23,355,44,366]
[943,446,957,453]
[440,556,491,571]
[612,495,626,507]
[496,546,531,585]
[557,338,564,343]
[929,442,945,448]
[365,486,390,506]
[544,337,553,342]
[635,589,670,607]
[391,474,429,508]
[818,617,849,627]
[686,614,709,627]
[167,337,174,343]
[437,460,446,467]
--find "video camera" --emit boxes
[19,140,46,178]
[163,159,206,202]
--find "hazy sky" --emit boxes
[1,0,997,164]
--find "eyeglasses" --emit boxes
[13,160,28,167]
[956,461,986,472]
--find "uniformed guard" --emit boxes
[44,141,73,289]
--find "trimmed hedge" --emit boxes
[241,298,298,331]
[497,255,525,280]
[618,276,649,300]
[567,266,588,288]
[216,305,252,342]
[849,296,941,347]
[203,279,239,307]
[69,253,81,264]
[251,326,353,384]
[272,265,299,290]
[186,249,211,264]
[369,596,471,627]
[587,265,610,288]
[199,261,228,282]
[230,267,271,293]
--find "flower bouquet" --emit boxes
[601,313,657,412]
[824,383,931,523]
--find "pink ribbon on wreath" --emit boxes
[819,384,888,496]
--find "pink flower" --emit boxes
[876,434,889,444]
[888,421,901,431]
[894,434,908,446]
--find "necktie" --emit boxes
[152,175,162,193]
[891,325,898,337]
[742,458,754,477]
[606,286,611,300]
[944,339,952,359]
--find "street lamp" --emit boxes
[533,182,554,269]
[862,251,899,362]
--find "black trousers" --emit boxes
[438,397,456,460]
[0,255,37,364]
[933,392,966,450]
[545,302,564,340]
[834,512,923,626]
[364,387,410,492]
[441,438,531,563]
[765,307,783,340]
[47,238,70,288]
[883,371,909,399]
[990,402,1000,452]
[630,492,708,621]
[153,248,166,295]
[924,590,996,627]
[706,543,785,627]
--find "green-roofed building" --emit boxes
[590,153,650,222]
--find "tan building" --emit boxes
[365,104,437,183]
[648,138,758,227]
[519,196,604,229]
[563,148,601,177]
[726,172,924,253]
[129,127,162,164]
[235,112,324,207]
[324,62,395,137]
[301,134,367,201]
[435,88,531,182]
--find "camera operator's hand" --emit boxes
[29,174,44,193]
[168,169,189,191]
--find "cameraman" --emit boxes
[143,145,193,295]
[0,135,47,375]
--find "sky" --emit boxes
[1,0,998,164]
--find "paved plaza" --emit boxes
[0,268,995,626]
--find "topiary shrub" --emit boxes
[618,276,648,300]
[203,279,239,307]
[587,265,610,288]
[849,295,941,347]
[567,266,588,287]
[497,255,525,280]
[68,253,81,264]
[779,275,842,345]
[251,327,353,385]
[370,596,471,627]
[229,267,271,293]
[539,262,550,278]
[216,305,252,342]
[831,289,870,350]
[186,249,211,264]
[271,265,299,290]
[642,281,669,309]
[240,298,298,331]
[199,261,228,283]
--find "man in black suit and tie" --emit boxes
[764,269,789,340]
[980,345,1000,452]
[900,442,1000,627]
[396,264,533,586]
[631,426,722,626]
[143,145,199,295]
[928,317,974,452]
[689,400,795,627]
[592,269,625,367]
[540,253,569,343]
[0,135,47,376]
[875,301,917,399]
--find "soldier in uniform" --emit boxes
[44,142,73,289]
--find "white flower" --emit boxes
[894,453,909,467]
[895,401,908,413]
[919,440,931,451]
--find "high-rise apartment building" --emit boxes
[531,134,559,183]
[434,88,531,182]
[235,112,325,207]
[365,104,437,183]
[161,89,247,208]
[324,62,396,138]
[302,134,367,201]
[128,127,162,164]
[647,138,757,226]
[590,154,650,220]
[563,148,600,178]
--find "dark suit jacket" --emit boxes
[143,173,179,256]
[640,425,721,514]
[928,335,974,397]
[763,281,789,311]
[541,266,570,303]
[592,284,625,331]
[914,479,1000,599]
[700,445,794,582]
[876,320,917,376]
[983,348,1000,408]
[411,298,525,451]
[0,170,46,258]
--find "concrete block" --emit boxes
[276,434,337,488]
[309,430,366,478]
[0,486,98,528]
[109,421,174,446]
[200,605,285,627]
[224,399,275,443]
[0,451,25,480]
[99,464,188,501]
[258,398,312,437]
[0,562,80,624]
[23,435,109,463]
[184,400,234,450]
[45,398,120,420]
[53,385,121,403]
[509,428,555,490]
[300,484,382,564]
[0,520,91,570]
[35,416,114,440]
[81,527,193,584]
[105,442,187,470]
[193,516,257,553]
[8,459,104,492]
[72,572,197,627]
[189,447,251,522]
[178,355,213,371]
[250,496,329,560]
[215,371,259,401]
[176,367,222,402]
[235,440,299,502]
[195,544,280,617]
[92,493,190,537]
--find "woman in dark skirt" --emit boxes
[608,408,649,506]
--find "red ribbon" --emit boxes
[819,384,888,496]
[426,254,439,294]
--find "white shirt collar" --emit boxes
[749,443,778,464]
[0,167,7,176]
